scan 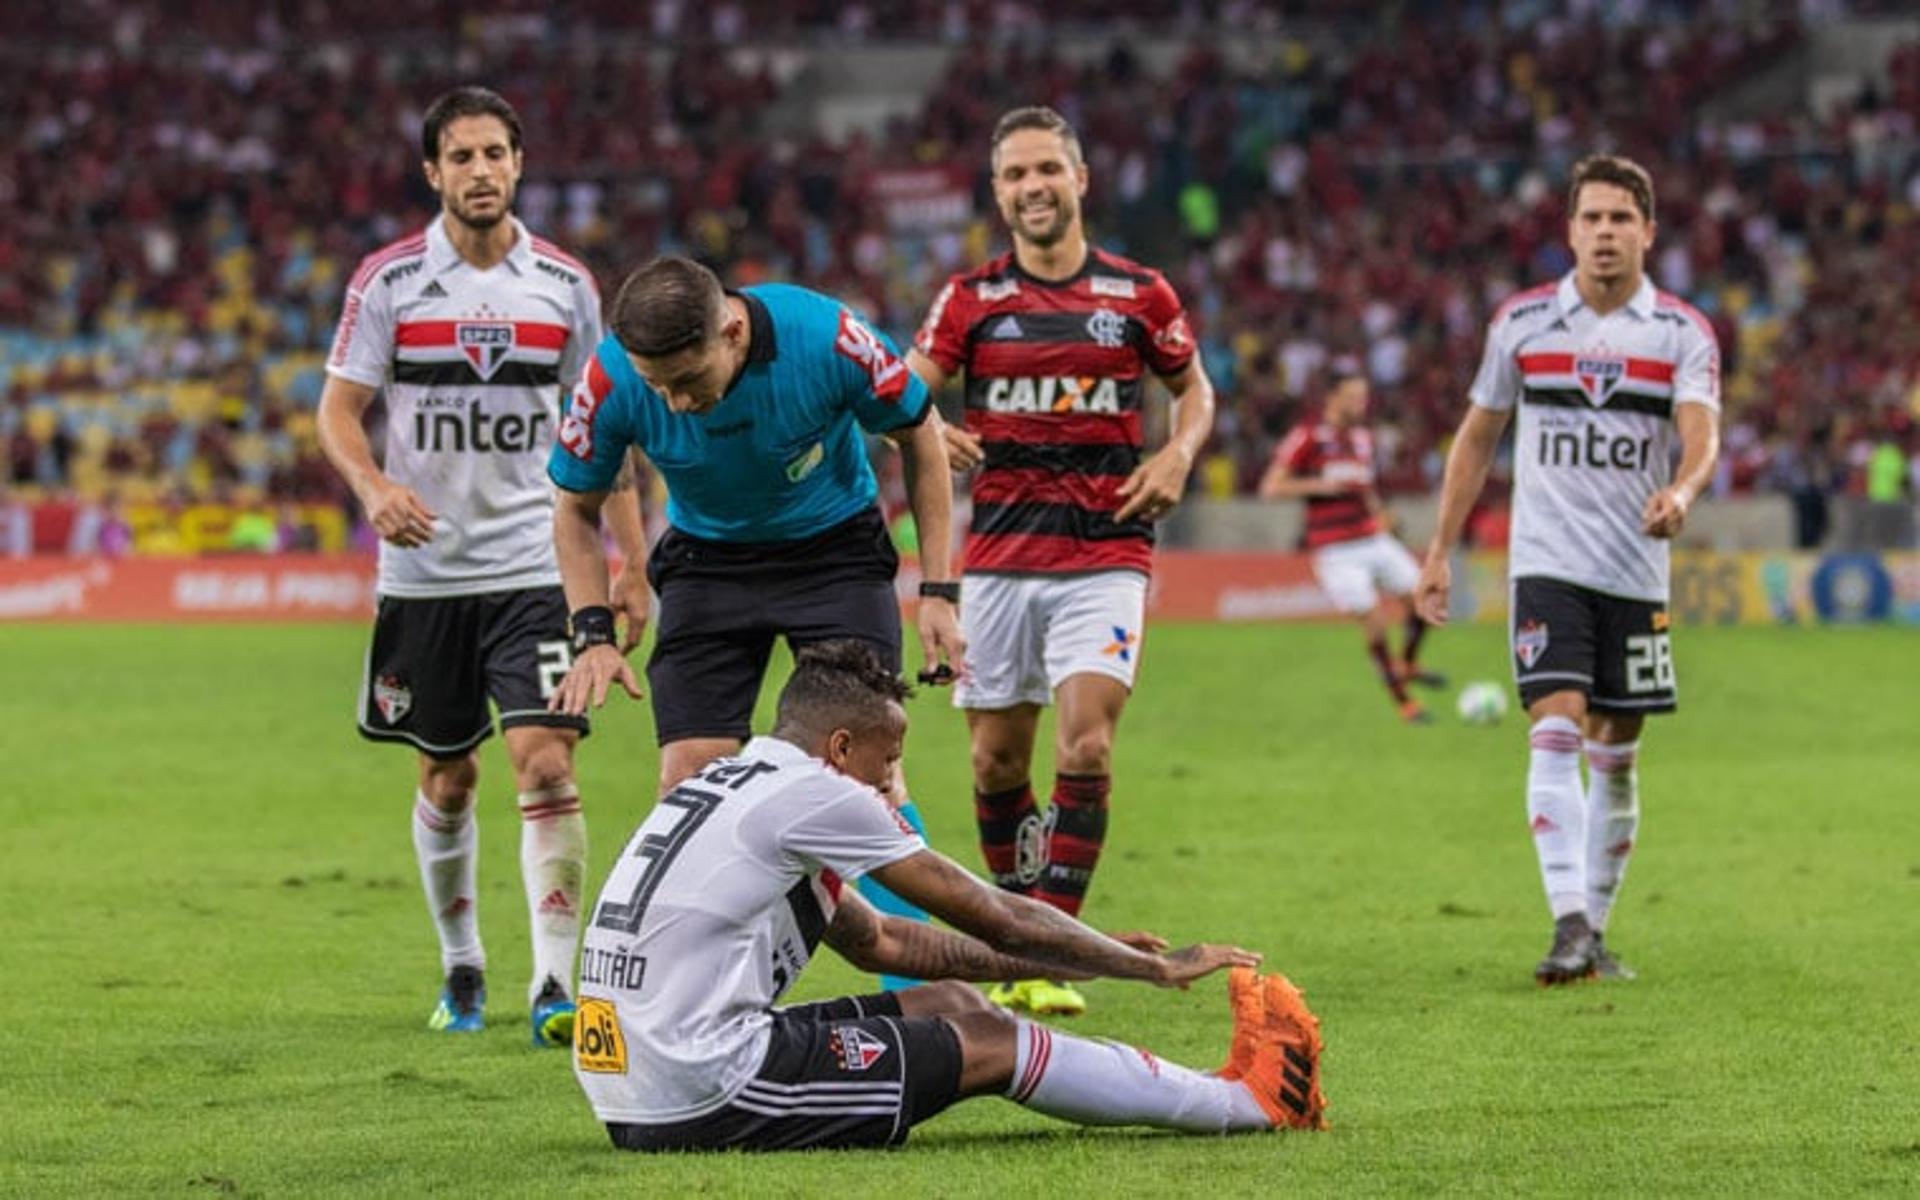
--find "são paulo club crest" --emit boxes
[457,322,516,381]
[1574,354,1626,405]
[1514,620,1549,670]
[829,1025,889,1072]
[374,674,412,723]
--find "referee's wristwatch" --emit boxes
[569,605,617,656]
[918,580,961,605]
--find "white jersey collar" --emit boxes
[426,213,532,275]
[1555,271,1657,320]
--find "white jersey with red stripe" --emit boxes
[1468,272,1719,602]
[573,737,925,1125]
[327,216,601,597]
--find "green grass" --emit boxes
[2,621,1917,1196]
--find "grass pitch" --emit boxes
[2,620,1916,1196]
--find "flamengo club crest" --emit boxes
[829,1025,890,1072]
[1574,352,1626,406]
[1086,307,1128,349]
[1514,620,1550,670]
[457,321,516,381]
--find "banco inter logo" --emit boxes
[457,322,516,381]
[413,401,551,452]
[1536,420,1653,471]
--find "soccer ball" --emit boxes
[1455,681,1509,725]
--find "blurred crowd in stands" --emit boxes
[3,0,1917,554]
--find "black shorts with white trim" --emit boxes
[1510,575,1678,715]
[605,991,964,1152]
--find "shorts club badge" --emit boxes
[374,675,413,724]
[829,1026,889,1072]
[1514,620,1549,670]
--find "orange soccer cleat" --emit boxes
[1222,968,1328,1130]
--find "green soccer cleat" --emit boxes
[529,975,576,1048]
[987,978,1087,1016]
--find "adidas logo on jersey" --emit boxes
[988,315,1024,340]
[418,280,448,300]
[982,375,1121,414]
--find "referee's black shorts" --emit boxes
[645,506,903,745]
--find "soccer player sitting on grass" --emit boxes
[572,641,1326,1151]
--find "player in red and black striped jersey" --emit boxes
[907,106,1217,1017]
[1258,362,1442,724]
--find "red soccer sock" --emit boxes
[974,782,1039,893]
[1032,774,1110,917]
[1368,636,1413,705]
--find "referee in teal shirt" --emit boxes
[547,256,963,988]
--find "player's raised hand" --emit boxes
[1153,943,1264,989]
[1414,551,1452,626]
[1114,444,1194,523]
[610,559,651,654]
[362,477,438,547]
[548,644,643,716]
[1642,486,1690,539]
[942,422,985,471]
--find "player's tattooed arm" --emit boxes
[868,850,1259,987]
[824,891,1091,982]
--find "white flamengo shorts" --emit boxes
[1312,532,1422,615]
[952,571,1148,710]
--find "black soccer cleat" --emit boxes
[1591,934,1637,981]
[1534,913,1599,987]
[1399,665,1450,690]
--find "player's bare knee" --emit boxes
[1056,727,1114,775]
[945,1008,1020,1096]
[970,743,1029,792]
[513,746,574,796]
[419,754,478,811]
[896,979,993,1018]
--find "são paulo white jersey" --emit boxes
[573,737,925,1125]
[1468,273,1719,602]
[327,215,601,597]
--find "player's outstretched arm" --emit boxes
[316,376,438,547]
[1416,404,1511,625]
[868,849,1259,987]
[825,889,1095,983]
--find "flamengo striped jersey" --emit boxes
[1269,421,1382,549]
[914,249,1197,575]
[1468,272,1720,602]
[327,216,601,597]
[573,737,924,1125]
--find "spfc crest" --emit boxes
[457,322,516,381]
[1514,620,1549,670]
[829,1025,889,1072]
[1574,355,1625,405]
[374,674,412,723]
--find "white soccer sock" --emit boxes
[1583,740,1641,933]
[518,783,586,1003]
[1527,716,1588,920]
[1006,1020,1271,1133]
[412,791,484,973]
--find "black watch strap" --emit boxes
[570,605,616,655]
[918,580,961,604]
